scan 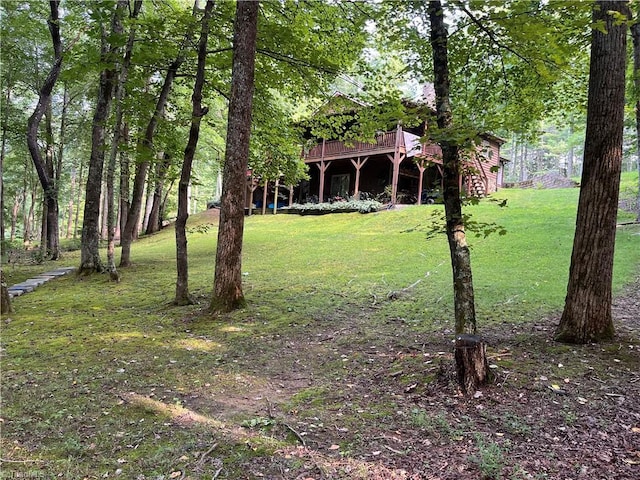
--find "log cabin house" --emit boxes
[246,88,507,212]
[299,90,507,205]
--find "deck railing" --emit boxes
[305,131,398,161]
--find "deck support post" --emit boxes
[316,160,331,203]
[388,123,404,205]
[261,178,268,215]
[416,159,427,205]
[350,156,369,198]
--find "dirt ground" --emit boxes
[191,208,640,479]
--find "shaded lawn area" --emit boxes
[1,186,640,479]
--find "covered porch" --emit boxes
[303,125,444,205]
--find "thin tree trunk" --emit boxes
[556,1,630,343]
[119,123,130,238]
[210,0,259,313]
[43,102,59,257]
[26,0,62,260]
[66,167,76,238]
[79,4,124,275]
[0,82,10,244]
[632,17,640,222]
[74,161,83,239]
[146,153,171,235]
[567,120,575,178]
[429,0,476,335]
[24,175,35,246]
[100,182,108,239]
[520,144,527,181]
[120,48,190,266]
[142,181,154,233]
[106,0,141,281]
[11,192,22,242]
[175,0,215,305]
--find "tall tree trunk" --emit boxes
[43,102,59,258]
[556,1,630,344]
[142,181,154,233]
[100,182,108,239]
[520,144,527,181]
[79,3,125,275]
[11,192,22,242]
[632,16,640,222]
[74,161,83,239]
[429,0,476,335]
[175,0,215,305]
[106,0,141,281]
[23,173,35,246]
[210,0,259,313]
[26,0,62,260]
[120,48,190,266]
[66,166,76,238]
[146,153,171,235]
[0,82,10,244]
[567,119,575,178]
[119,123,130,238]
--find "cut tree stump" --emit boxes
[454,334,491,394]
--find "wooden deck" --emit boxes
[304,131,400,162]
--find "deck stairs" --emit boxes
[467,173,487,197]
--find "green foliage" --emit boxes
[241,417,275,430]
[376,0,592,137]
[469,434,505,479]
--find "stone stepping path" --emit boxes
[7,267,76,299]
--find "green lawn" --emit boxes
[1,181,639,478]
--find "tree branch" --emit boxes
[256,48,338,75]
[455,2,532,66]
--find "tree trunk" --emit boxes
[66,167,76,238]
[74,161,83,239]
[210,0,259,313]
[455,335,491,395]
[26,0,62,261]
[429,0,487,394]
[11,192,22,242]
[556,1,630,344]
[175,0,215,306]
[142,181,154,233]
[79,5,125,275]
[120,54,188,267]
[106,0,140,281]
[119,123,130,240]
[42,102,60,259]
[632,16,640,222]
[146,153,171,235]
[1,271,11,315]
[0,82,10,245]
[24,179,35,246]
[429,0,476,336]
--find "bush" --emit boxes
[283,199,384,215]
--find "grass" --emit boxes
[1,178,639,478]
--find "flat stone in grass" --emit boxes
[34,275,57,281]
[22,278,47,287]
[45,267,75,276]
[7,288,25,298]
[9,284,34,294]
